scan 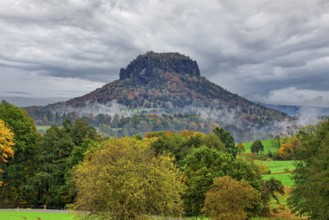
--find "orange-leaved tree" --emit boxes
[0,119,15,186]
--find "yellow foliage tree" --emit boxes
[0,119,15,186]
[202,176,260,220]
[278,136,301,160]
[73,137,185,220]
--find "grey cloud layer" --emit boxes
[0,0,329,106]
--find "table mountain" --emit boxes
[25,52,290,141]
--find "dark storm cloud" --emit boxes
[0,0,329,106]
[3,91,30,95]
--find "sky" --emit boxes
[0,0,329,107]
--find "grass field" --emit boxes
[253,159,295,187]
[241,138,296,188]
[255,160,295,173]
[243,139,279,153]
[0,210,295,220]
[262,173,294,187]
[0,210,74,220]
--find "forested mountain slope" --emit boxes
[25,52,290,141]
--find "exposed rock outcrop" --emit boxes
[119,52,200,80]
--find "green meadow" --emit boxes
[243,139,278,154]
[262,173,294,187]
[0,210,74,220]
[0,210,293,220]
[255,160,295,173]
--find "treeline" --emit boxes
[1,100,328,219]
[25,107,222,137]
[1,101,283,219]
[0,101,101,208]
[25,106,280,142]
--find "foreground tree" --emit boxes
[0,119,15,186]
[27,118,100,207]
[182,146,262,216]
[202,176,260,220]
[288,119,329,219]
[73,137,185,220]
[0,101,38,205]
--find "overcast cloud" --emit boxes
[0,0,329,107]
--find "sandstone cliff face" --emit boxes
[119,52,200,81]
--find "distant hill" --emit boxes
[261,103,329,117]
[25,52,291,141]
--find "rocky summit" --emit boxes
[119,52,200,81]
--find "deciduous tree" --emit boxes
[288,119,329,219]
[0,101,38,205]
[202,176,260,220]
[261,178,284,215]
[73,137,185,220]
[213,127,237,157]
[0,119,15,163]
[278,135,301,160]
[0,119,15,186]
[251,140,264,154]
[182,146,262,216]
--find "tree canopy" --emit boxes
[251,140,264,154]
[0,119,15,186]
[0,119,15,163]
[288,118,329,219]
[147,130,225,165]
[0,100,38,205]
[73,137,185,220]
[27,118,101,207]
[213,127,237,157]
[182,146,262,216]
[202,176,261,220]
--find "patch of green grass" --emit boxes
[262,173,294,187]
[255,160,295,173]
[0,210,74,220]
[243,139,279,154]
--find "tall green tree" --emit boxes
[288,119,329,219]
[0,100,38,206]
[27,118,100,207]
[213,127,237,157]
[182,146,262,216]
[28,125,75,207]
